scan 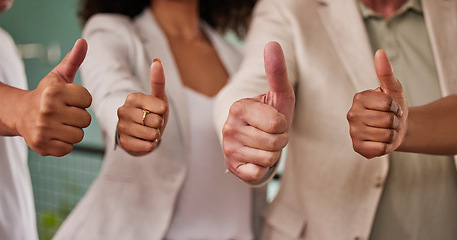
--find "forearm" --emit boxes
[398,94,457,155]
[0,82,27,136]
[81,24,143,144]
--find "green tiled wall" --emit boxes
[28,147,103,240]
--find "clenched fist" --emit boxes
[14,39,92,157]
[117,59,169,156]
[223,42,295,182]
[347,49,408,159]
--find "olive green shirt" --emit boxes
[358,0,457,239]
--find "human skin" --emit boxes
[361,0,408,18]
[222,0,415,181]
[347,50,407,159]
[348,50,457,159]
[116,60,168,156]
[0,39,92,157]
[222,41,295,182]
[117,0,230,156]
[0,0,13,12]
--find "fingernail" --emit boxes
[390,102,403,118]
[263,92,271,105]
[392,130,398,142]
[392,115,401,130]
[385,143,393,154]
[153,58,161,64]
[397,107,403,118]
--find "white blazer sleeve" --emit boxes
[81,15,147,147]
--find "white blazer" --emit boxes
[214,0,457,239]
[54,9,266,240]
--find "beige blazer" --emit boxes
[214,0,457,239]
[54,9,266,240]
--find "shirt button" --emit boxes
[375,177,384,188]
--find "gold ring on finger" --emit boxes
[142,109,151,126]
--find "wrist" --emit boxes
[396,107,414,152]
[12,89,32,137]
[0,83,29,136]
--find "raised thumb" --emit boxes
[150,58,166,99]
[263,41,295,126]
[264,41,290,98]
[52,38,88,83]
[375,49,403,95]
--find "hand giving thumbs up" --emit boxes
[347,49,408,159]
[117,59,169,156]
[13,38,93,157]
[223,41,295,182]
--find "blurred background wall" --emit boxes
[0,1,104,239]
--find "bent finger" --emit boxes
[362,110,400,130]
[235,125,289,152]
[230,99,288,134]
[359,127,398,143]
[117,120,160,142]
[118,134,158,155]
[42,140,74,157]
[60,107,92,128]
[62,83,92,108]
[52,124,85,144]
[354,140,392,159]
